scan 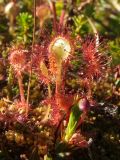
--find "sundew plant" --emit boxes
[0,0,119,160]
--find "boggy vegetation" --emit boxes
[0,0,119,160]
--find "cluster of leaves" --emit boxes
[16,12,33,44]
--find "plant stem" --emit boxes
[56,62,62,96]
[59,10,65,28]
[27,0,36,107]
[51,1,57,32]
[17,74,25,103]
[48,83,51,98]
[59,0,67,29]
